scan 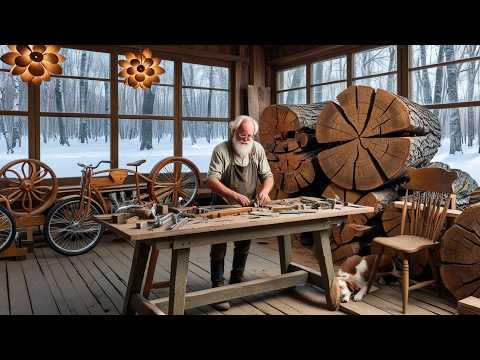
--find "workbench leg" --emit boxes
[168,248,190,315]
[277,234,292,274]
[143,245,160,299]
[122,241,151,315]
[313,229,336,310]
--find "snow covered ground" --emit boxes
[0,136,225,177]
[3,135,478,182]
[431,138,480,182]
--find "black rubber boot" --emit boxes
[211,281,230,311]
[229,270,244,284]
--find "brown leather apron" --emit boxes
[211,141,259,206]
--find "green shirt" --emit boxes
[207,140,273,183]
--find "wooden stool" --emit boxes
[0,233,27,260]
[0,215,44,260]
[17,215,45,254]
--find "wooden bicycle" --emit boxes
[43,156,201,256]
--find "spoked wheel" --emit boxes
[0,204,16,253]
[148,156,200,207]
[0,159,58,217]
[44,197,104,256]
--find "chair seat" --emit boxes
[372,235,438,253]
[127,159,146,167]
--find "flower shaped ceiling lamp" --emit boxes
[119,48,165,89]
[0,45,64,85]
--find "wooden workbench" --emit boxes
[94,204,374,315]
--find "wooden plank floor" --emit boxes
[0,235,457,315]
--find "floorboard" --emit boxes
[0,234,457,316]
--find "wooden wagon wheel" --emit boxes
[148,156,200,207]
[0,159,58,216]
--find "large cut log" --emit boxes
[323,184,398,245]
[316,85,441,191]
[428,162,478,210]
[470,187,480,206]
[441,203,480,300]
[260,103,326,153]
[331,242,361,264]
[268,150,319,194]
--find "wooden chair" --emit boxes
[366,167,457,314]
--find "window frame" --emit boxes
[273,45,402,106]
[0,46,235,184]
[275,64,307,105]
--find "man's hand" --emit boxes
[231,192,252,207]
[257,189,271,206]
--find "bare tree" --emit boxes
[445,45,462,154]
[140,88,154,150]
[420,45,432,104]
[433,45,445,118]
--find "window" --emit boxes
[182,63,230,172]
[276,65,307,104]
[311,56,347,102]
[118,57,175,173]
[409,45,480,181]
[39,48,111,177]
[353,46,397,93]
[0,45,28,169]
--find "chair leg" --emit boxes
[401,254,409,314]
[427,248,443,298]
[367,246,384,294]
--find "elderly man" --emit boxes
[207,115,274,311]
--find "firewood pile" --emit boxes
[260,85,479,281]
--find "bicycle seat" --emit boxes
[127,159,146,167]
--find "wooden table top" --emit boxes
[94,205,374,242]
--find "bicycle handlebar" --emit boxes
[77,160,112,170]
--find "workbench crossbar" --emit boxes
[151,270,309,311]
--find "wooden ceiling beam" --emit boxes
[62,44,248,64]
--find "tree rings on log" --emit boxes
[316,85,441,191]
[260,103,326,154]
[441,203,480,300]
[268,151,318,194]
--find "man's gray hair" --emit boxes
[229,115,259,137]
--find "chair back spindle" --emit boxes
[400,167,457,243]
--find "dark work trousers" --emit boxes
[210,240,252,284]
[210,141,258,285]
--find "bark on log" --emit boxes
[441,203,480,300]
[316,85,441,191]
[428,162,478,210]
[260,103,326,153]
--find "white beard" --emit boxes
[232,137,254,159]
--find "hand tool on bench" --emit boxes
[201,207,254,219]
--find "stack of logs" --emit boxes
[260,85,478,279]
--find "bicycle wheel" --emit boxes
[44,196,104,256]
[0,204,16,253]
[148,156,200,207]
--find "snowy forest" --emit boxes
[277,45,480,181]
[2,45,480,178]
[0,46,230,175]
